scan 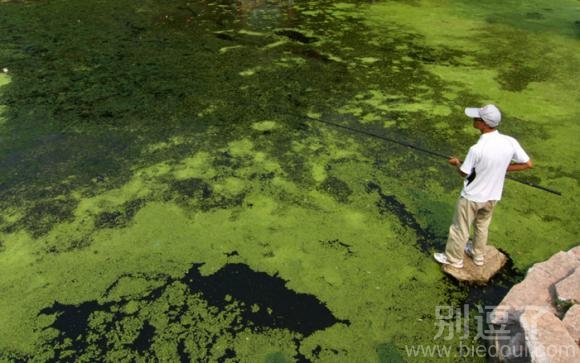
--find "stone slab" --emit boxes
[556,268,580,304]
[442,244,507,284]
[562,304,580,346]
[492,250,579,324]
[519,307,580,363]
[491,266,557,324]
[567,245,580,261]
[535,251,579,283]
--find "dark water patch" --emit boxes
[250,171,276,181]
[462,251,524,308]
[311,344,344,360]
[94,198,147,230]
[318,176,352,203]
[217,348,236,363]
[38,300,114,361]
[497,63,549,92]
[170,178,213,200]
[0,0,250,226]
[0,129,135,237]
[36,262,345,359]
[2,198,76,238]
[182,263,349,336]
[215,31,235,41]
[312,345,322,359]
[366,181,434,252]
[131,321,156,353]
[213,151,243,169]
[177,339,190,363]
[275,29,318,44]
[291,337,312,363]
[164,176,246,213]
[94,210,125,229]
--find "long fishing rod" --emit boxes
[300,113,562,196]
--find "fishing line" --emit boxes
[299,113,562,196]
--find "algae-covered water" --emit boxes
[0,0,579,361]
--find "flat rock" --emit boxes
[491,267,557,324]
[568,245,580,260]
[562,304,580,346]
[519,307,580,363]
[442,244,507,284]
[535,251,579,282]
[556,267,580,304]
[491,249,580,324]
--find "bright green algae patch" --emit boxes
[1,0,579,361]
[0,131,461,361]
[361,0,580,268]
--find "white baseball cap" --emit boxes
[465,104,501,127]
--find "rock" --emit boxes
[490,245,580,363]
[519,307,580,363]
[556,268,580,304]
[491,266,558,325]
[442,244,507,284]
[491,250,579,324]
[535,251,580,283]
[562,304,580,346]
[568,245,580,260]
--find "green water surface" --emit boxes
[0,0,579,361]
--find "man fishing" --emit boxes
[434,104,533,269]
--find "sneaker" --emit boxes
[465,241,484,266]
[433,253,464,268]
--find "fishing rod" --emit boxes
[300,113,562,196]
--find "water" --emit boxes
[0,0,579,361]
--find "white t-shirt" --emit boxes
[460,131,530,202]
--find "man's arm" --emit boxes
[448,157,467,177]
[507,159,533,172]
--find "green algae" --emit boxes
[252,120,279,132]
[0,0,579,361]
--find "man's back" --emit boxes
[460,131,530,202]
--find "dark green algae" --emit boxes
[0,0,579,361]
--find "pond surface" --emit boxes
[0,0,579,361]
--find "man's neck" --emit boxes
[480,128,497,134]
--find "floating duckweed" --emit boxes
[228,139,254,157]
[239,68,259,76]
[219,45,245,54]
[357,57,380,64]
[0,71,8,83]
[0,0,578,361]
[251,120,278,132]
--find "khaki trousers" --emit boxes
[445,197,496,263]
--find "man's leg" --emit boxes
[445,198,476,263]
[471,201,496,260]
